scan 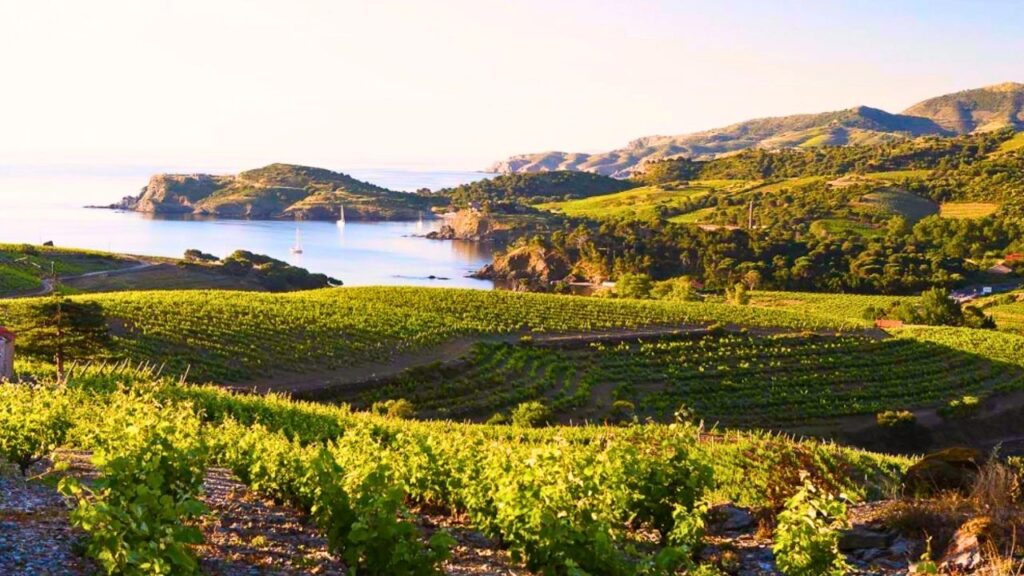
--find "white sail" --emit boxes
[290,225,303,254]
[337,204,345,227]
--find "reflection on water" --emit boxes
[0,169,499,289]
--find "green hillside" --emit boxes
[114,163,440,220]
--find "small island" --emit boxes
[99,163,444,221]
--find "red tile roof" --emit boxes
[0,327,15,342]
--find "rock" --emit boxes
[839,526,893,551]
[474,244,572,286]
[462,530,494,549]
[903,447,982,495]
[940,523,983,573]
[888,536,915,558]
[708,503,757,534]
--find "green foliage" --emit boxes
[442,171,636,211]
[362,331,1022,428]
[0,287,860,382]
[727,283,750,305]
[59,394,208,575]
[372,398,416,419]
[615,273,654,299]
[876,410,916,428]
[510,400,552,427]
[190,249,338,290]
[0,384,73,474]
[772,479,850,576]
[14,294,111,365]
[650,276,701,301]
[938,395,981,420]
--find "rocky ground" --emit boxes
[3,452,999,576]
[0,453,526,576]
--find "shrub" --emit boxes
[371,398,415,419]
[772,478,850,576]
[877,410,916,428]
[608,399,636,423]
[510,401,552,428]
[615,273,654,299]
[939,395,981,420]
[485,412,508,425]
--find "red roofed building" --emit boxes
[0,327,14,380]
[1005,253,1024,264]
[874,319,905,329]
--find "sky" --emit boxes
[1,0,1022,172]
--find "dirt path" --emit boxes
[6,262,160,299]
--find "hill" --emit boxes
[0,244,337,298]
[490,82,1024,177]
[108,163,441,221]
[440,171,636,209]
[903,82,1024,134]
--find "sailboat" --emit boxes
[336,204,345,227]
[290,220,304,254]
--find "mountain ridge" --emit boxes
[490,82,1024,177]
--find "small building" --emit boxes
[988,263,1013,275]
[1005,253,1024,264]
[0,327,14,381]
[874,319,904,329]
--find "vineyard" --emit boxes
[0,287,870,382]
[0,368,910,575]
[358,332,1023,426]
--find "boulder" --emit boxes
[838,526,893,551]
[903,447,982,495]
[707,504,756,534]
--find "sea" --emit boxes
[0,166,497,289]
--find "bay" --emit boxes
[0,166,497,288]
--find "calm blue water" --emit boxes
[0,167,497,288]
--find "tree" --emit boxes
[17,295,110,377]
[615,273,653,299]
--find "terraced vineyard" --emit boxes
[0,287,867,382]
[360,333,1024,426]
[0,371,911,576]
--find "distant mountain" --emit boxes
[902,82,1024,134]
[108,163,440,221]
[490,82,1024,178]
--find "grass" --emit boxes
[853,190,939,222]
[0,244,146,296]
[940,202,1000,219]
[858,170,933,181]
[810,218,884,239]
[668,207,717,224]
[984,299,1024,335]
[996,131,1024,154]
[749,290,907,324]
[749,176,825,193]
[537,184,711,221]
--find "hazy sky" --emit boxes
[2,0,1022,171]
